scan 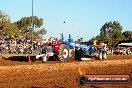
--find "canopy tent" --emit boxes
[118,43,132,47]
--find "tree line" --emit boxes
[89,21,132,47]
[0,11,132,46]
[0,11,47,39]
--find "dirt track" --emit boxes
[0,55,132,88]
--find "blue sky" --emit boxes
[1,0,132,41]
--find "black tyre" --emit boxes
[75,49,84,61]
[58,44,69,62]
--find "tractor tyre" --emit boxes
[75,49,84,61]
[58,44,69,62]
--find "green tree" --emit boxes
[123,31,132,39]
[0,11,10,22]
[100,21,125,46]
[38,28,47,36]
[0,11,46,38]
[16,16,47,39]
[0,11,20,36]
[0,11,10,35]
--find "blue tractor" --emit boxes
[58,34,107,62]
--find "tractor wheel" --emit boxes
[58,44,69,62]
[75,49,84,61]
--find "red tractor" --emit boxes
[36,37,69,62]
[47,37,61,53]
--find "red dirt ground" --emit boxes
[0,55,132,88]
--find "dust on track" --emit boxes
[0,55,132,88]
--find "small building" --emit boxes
[117,40,132,55]
[117,39,132,47]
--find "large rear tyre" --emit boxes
[75,49,84,61]
[58,44,69,62]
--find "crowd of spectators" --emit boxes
[111,47,132,55]
[0,35,131,55]
[0,35,33,54]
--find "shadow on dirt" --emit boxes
[4,56,58,62]
[5,56,27,62]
